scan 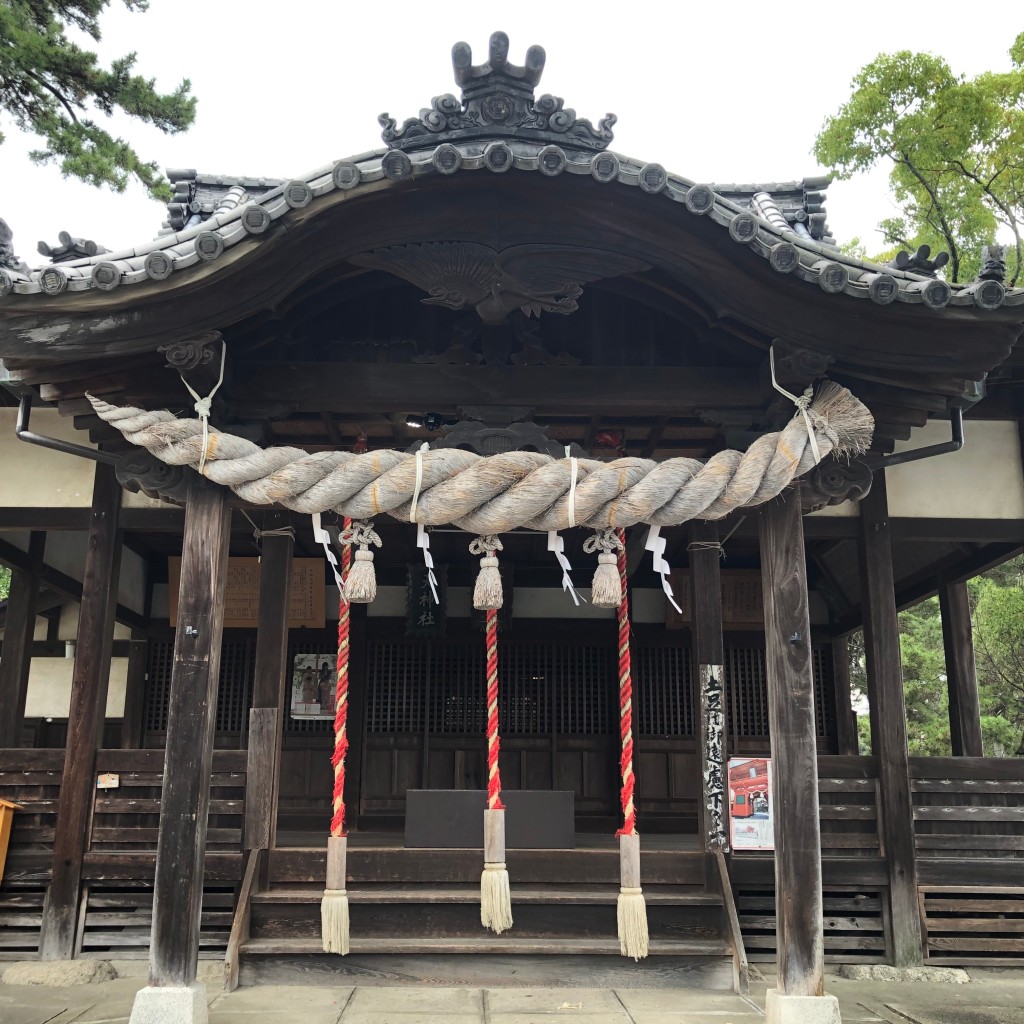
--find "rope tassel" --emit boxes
[614,529,648,959]
[584,528,624,608]
[470,535,504,611]
[481,607,513,934]
[339,520,381,604]
[322,532,353,955]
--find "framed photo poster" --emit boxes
[728,756,774,851]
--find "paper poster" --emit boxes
[728,756,774,850]
[290,652,336,720]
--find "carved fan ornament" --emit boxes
[350,242,649,325]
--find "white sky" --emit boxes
[1,1,1021,263]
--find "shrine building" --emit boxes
[1,31,1024,1024]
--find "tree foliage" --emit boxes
[848,556,1024,757]
[0,1,196,200]
[814,34,1024,285]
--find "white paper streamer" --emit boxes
[416,522,439,604]
[547,531,583,606]
[565,446,579,529]
[645,524,682,613]
[410,441,429,524]
[312,512,346,600]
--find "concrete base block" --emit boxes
[1,959,116,986]
[765,988,842,1024]
[128,983,208,1024]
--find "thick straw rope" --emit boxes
[330,523,352,838]
[485,608,504,812]
[614,529,635,838]
[87,382,872,531]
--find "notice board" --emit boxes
[168,557,325,628]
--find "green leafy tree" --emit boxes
[972,559,1024,755]
[0,565,10,602]
[0,1,196,200]
[898,598,952,756]
[814,34,1024,285]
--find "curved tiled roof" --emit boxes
[1,138,1019,313]
[2,28,1021,316]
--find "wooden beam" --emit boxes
[233,363,761,413]
[690,521,727,854]
[247,515,293,855]
[0,532,45,747]
[939,579,983,757]
[0,536,144,631]
[39,465,122,959]
[859,473,922,967]
[0,508,91,530]
[830,637,859,756]
[119,632,148,750]
[758,482,826,997]
[149,476,232,987]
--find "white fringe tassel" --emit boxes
[480,862,513,935]
[617,886,649,960]
[591,552,623,608]
[321,888,350,955]
[474,555,503,610]
[345,549,377,603]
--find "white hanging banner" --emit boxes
[311,513,346,600]
[645,524,682,613]
[547,531,583,606]
[416,523,440,604]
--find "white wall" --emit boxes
[0,407,96,506]
[23,656,128,719]
[887,419,1024,519]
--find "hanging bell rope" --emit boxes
[322,521,353,955]
[470,535,504,610]
[338,519,381,603]
[481,607,513,934]
[614,528,648,960]
[584,528,624,608]
[87,381,872,532]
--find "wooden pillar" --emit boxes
[859,473,922,966]
[119,631,149,750]
[831,636,860,755]
[0,531,45,747]
[244,515,293,855]
[939,579,983,757]
[149,477,232,986]
[759,483,825,997]
[40,467,121,959]
[689,520,728,852]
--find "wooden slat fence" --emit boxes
[0,748,246,959]
[910,758,1024,965]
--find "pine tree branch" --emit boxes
[24,70,80,125]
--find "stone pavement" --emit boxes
[1,970,1023,1024]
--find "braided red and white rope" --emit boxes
[615,528,636,837]
[485,608,504,812]
[330,519,352,838]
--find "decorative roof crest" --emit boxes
[379,31,616,153]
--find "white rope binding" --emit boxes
[769,345,822,466]
[177,341,226,475]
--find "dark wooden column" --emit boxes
[119,631,149,750]
[40,467,121,959]
[0,531,45,747]
[859,473,922,966]
[831,635,860,755]
[689,520,728,852]
[149,477,232,986]
[759,483,825,997]
[244,515,293,855]
[939,579,983,757]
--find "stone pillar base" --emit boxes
[765,988,842,1024]
[128,983,208,1024]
